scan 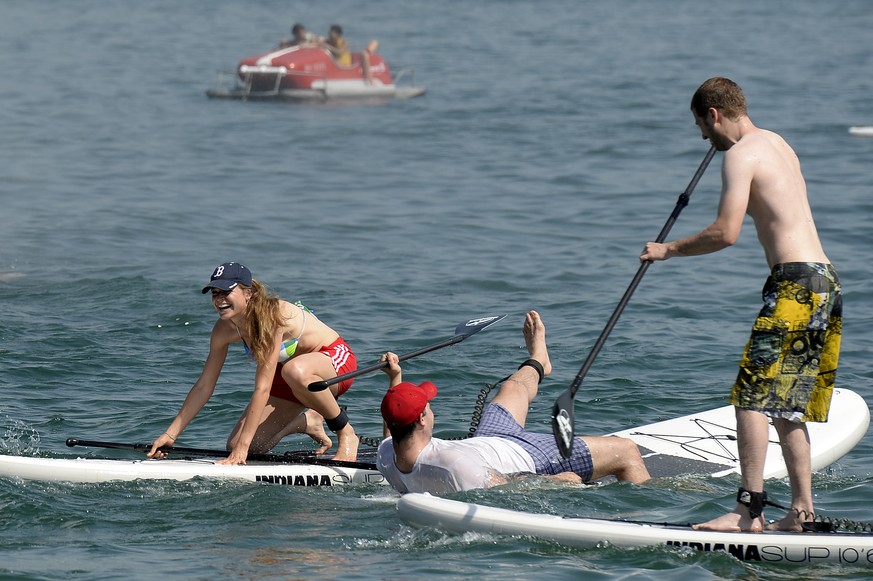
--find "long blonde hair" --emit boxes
[243,280,288,367]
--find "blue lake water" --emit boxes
[1,1,872,579]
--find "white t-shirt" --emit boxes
[377,436,536,494]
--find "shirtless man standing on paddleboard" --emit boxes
[640,77,842,532]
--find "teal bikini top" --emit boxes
[236,302,312,362]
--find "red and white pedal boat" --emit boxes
[207,45,426,102]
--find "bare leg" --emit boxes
[362,40,378,84]
[279,409,332,454]
[694,408,769,532]
[226,397,312,453]
[328,414,359,462]
[281,353,359,462]
[766,419,813,531]
[490,310,552,427]
[582,435,650,484]
[361,51,372,84]
[492,311,649,484]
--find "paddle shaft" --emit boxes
[566,146,716,399]
[65,438,377,470]
[307,314,506,392]
[309,335,465,391]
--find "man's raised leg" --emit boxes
[490,310,552,428]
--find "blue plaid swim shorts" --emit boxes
[474,403,594,482]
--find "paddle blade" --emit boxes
[453,314,507,337]
[551,390,576,458]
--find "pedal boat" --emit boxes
[206,45,426,102]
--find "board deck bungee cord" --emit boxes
[611,388,868,479]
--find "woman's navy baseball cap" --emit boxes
[201,262,253,294]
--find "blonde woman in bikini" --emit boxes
[148,262,359,463]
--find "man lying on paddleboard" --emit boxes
[376,310,650,494]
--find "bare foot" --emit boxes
[766,510,810,532]
[332,425,359,462]
[302,410,332,454]
[693,505,763,532]
[523,310,552,377]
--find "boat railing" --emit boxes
[238,65,285,95]
[208,62,424,100]
[235,65,330,96]
[390,66,418,87]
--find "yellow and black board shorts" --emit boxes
[731,262,842,422]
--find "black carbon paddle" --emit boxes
[552,146,717,458]
[65,438,377,469]
[307,314,507,391]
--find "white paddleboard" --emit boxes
[849,126,873,137]
[396,388,871,566]
[2,389,866,486]
[397,493,873,566]
[609,388,869,479]
[0,455,386,486]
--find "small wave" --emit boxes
[0,417,41,455]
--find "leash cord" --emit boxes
[765,497,873,533]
